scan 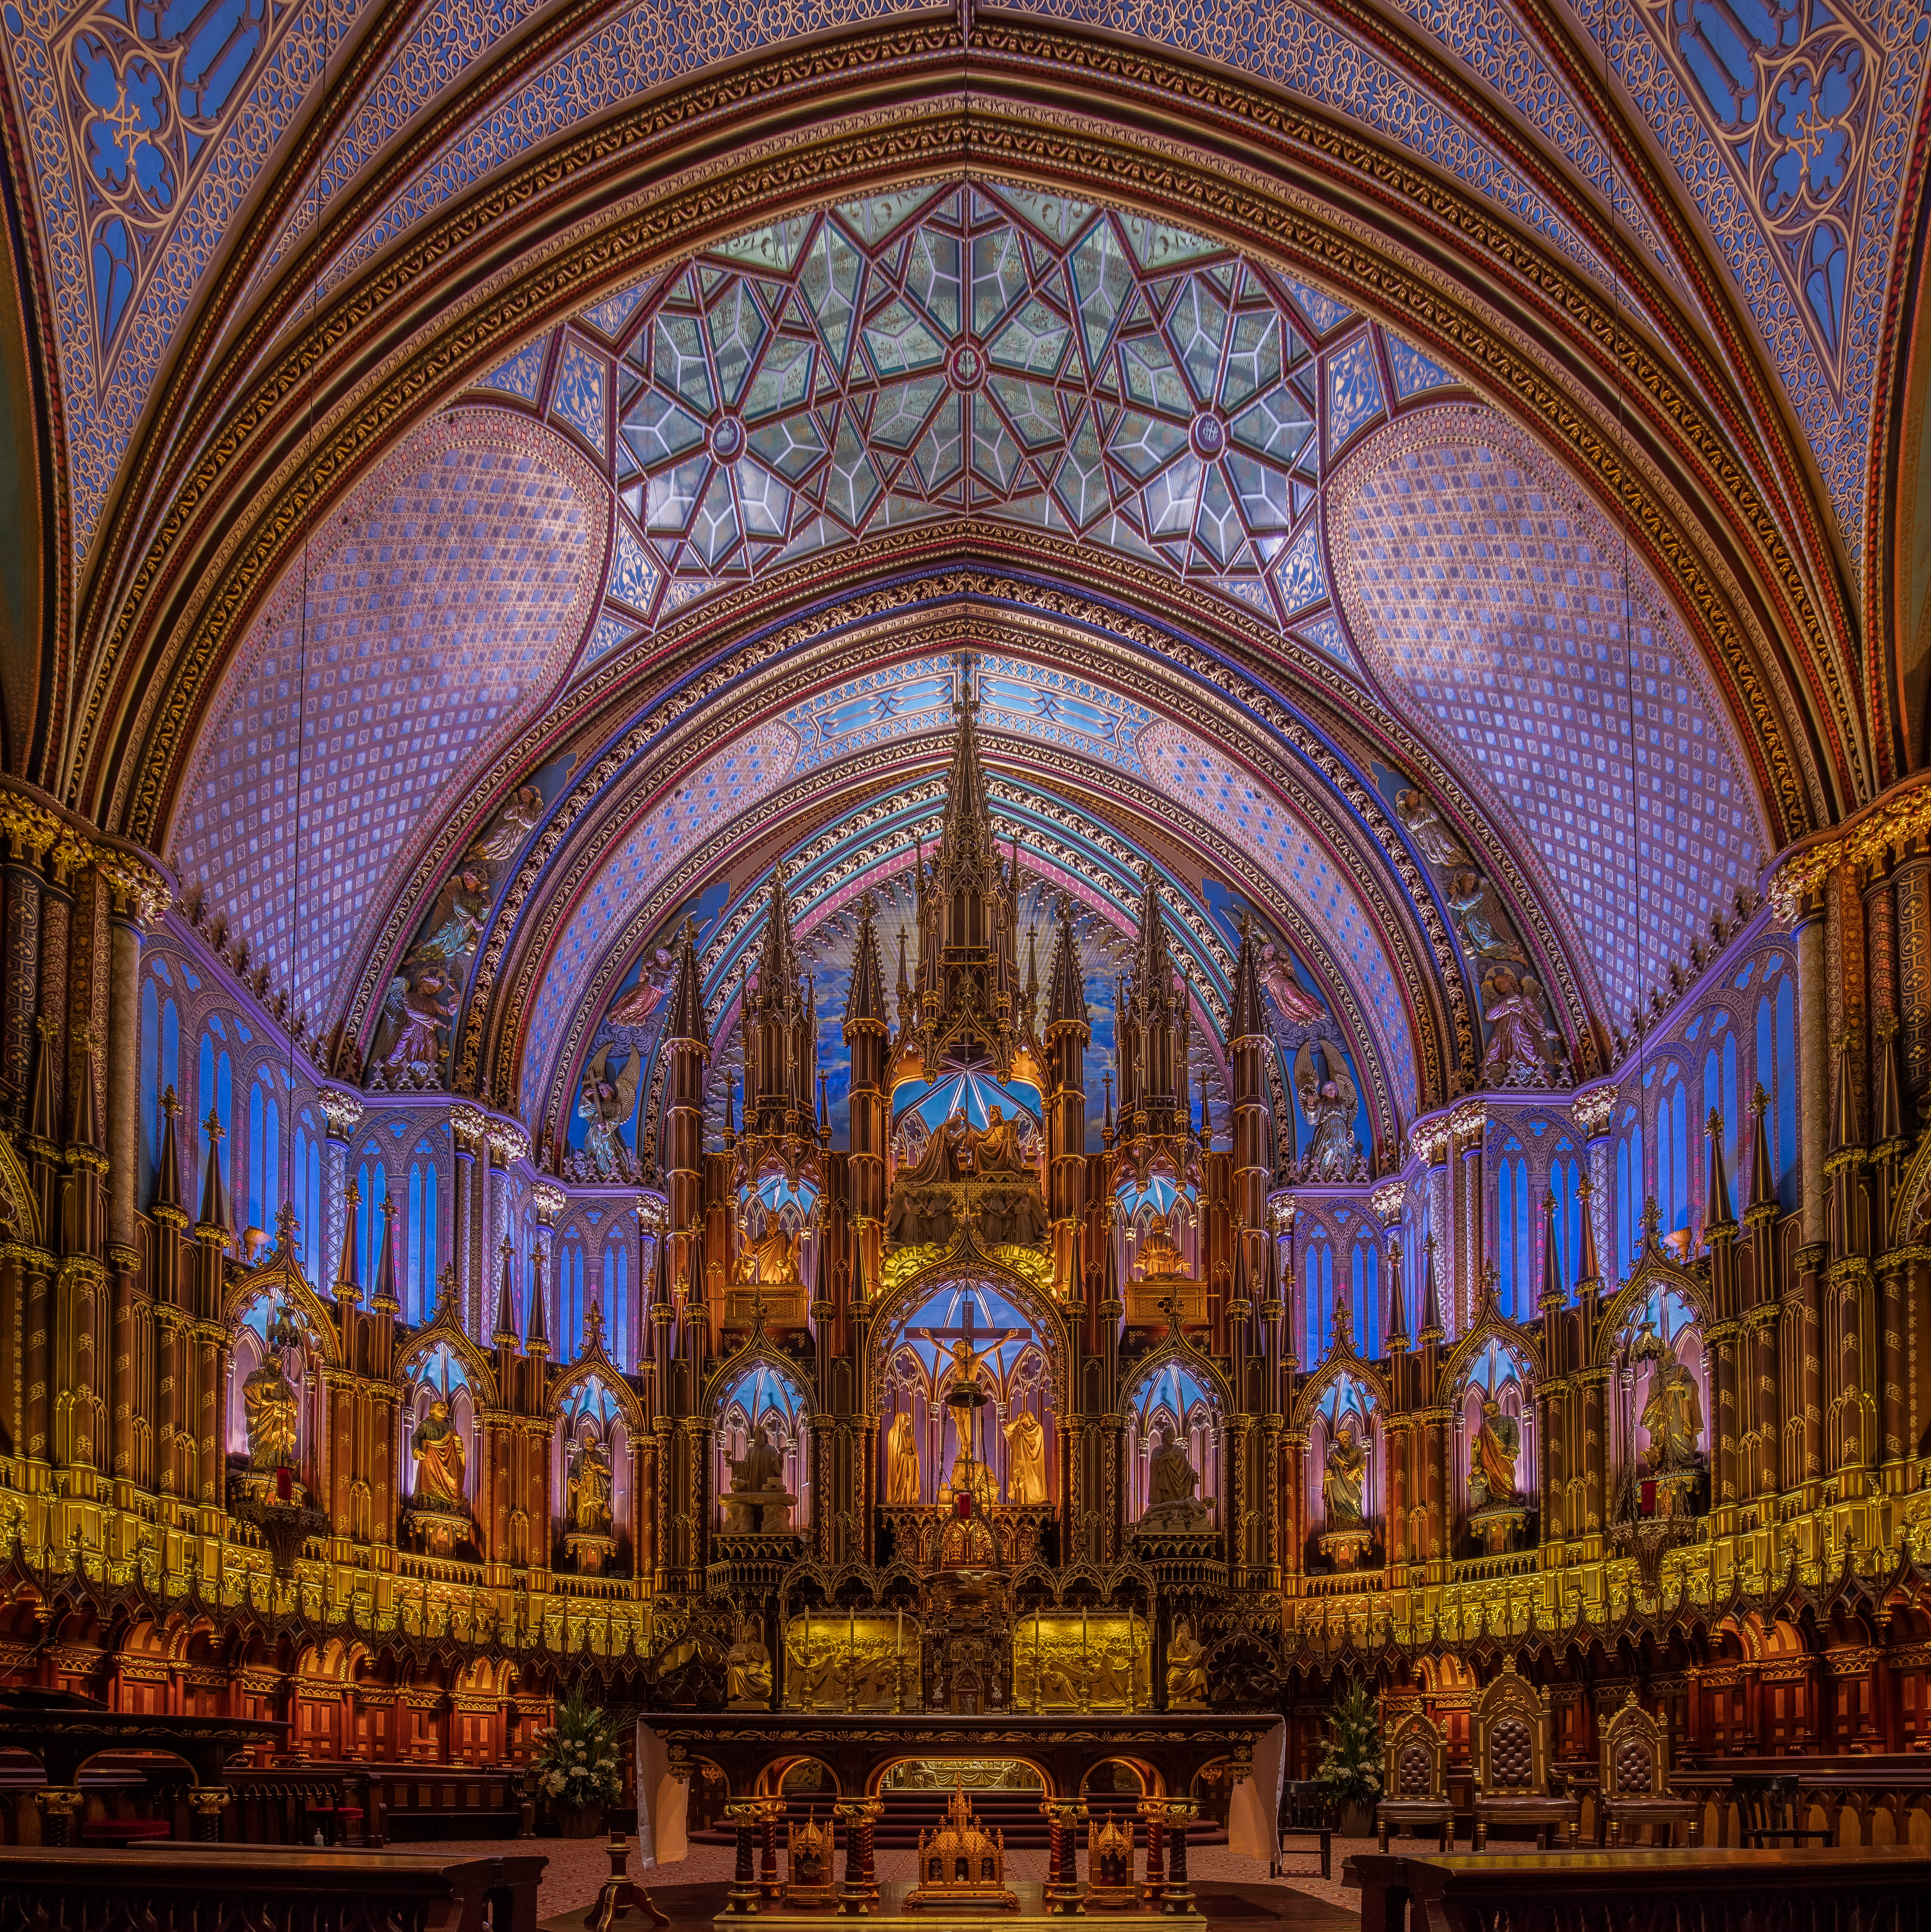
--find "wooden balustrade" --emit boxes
[1670,1757,1931,1849]
[0,1848,546,1932]
[1348,1846,1931,1932]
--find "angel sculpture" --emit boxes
[1294,1041,1359,1181]
[1395,788,1468,869]
[576,1043,642,1179]
[1259,939,1326,1025]
[410,865,491,970]
[475,785,544,863]
[382,968,457,1080]
[605,947,677,1027]
[1481,968,1556,1087]
[1446,869,1524,964]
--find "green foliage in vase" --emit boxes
[1313,1678,1383,1808]
[534,1683,624,1808]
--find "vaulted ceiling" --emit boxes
[3,2,1924,1169]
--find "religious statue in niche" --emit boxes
[1294,1041,1362,1182]
[1469,1399,1520,1508]
[887,1110,1048,1248]
[242,1342,299,1473]
[722,1419,794,1533]
[726,1617,772,1710]
[886,1410,921,1503]
[734,1210,800,1286]
[1637,1328,1705,1475]
[1140,1426,1212,1532]
[1003,1409,1048,1505]
[1480,966,1557,1087]
[567,1439,615,1535]
[411,1398,468,1509]
[1446,869,1524,964]
[474,785,544,863]
[1166,1616,1208,1710]
[1323,1414,1367,1529]
[1394,788,1466,867]
[575,1044,642,1181]
[563,1434,619,1574]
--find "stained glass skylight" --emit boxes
[601,187,1323,627]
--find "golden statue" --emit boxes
[1469,1398,1520,1508]
[916,1327,1020,1399]
[567,1439,614,1533]
[886,1410,921,1503]
[1640,1352,1704,1471]
[735,1217,799,1286]
[1166,1616,1208,1710]
[1003,1410,1047,1505]
[411,1397,468,1508]
[242,1355,298,1472]
[727,1618,772,1709]
[1323,1414,1366,1527]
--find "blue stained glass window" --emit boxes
[408,1164,425,1323]
[139,983,179,1207]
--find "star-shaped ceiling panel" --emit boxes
[493,188,1333,632]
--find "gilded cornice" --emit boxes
[71,45,1841,856]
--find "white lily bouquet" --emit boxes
[533,1684,624,1809]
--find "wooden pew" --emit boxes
[1346,1846,1931,1932]
[0,1848,546,1932]
[365,1767,535,1844]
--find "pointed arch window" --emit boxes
[139,978,179,1207]
[1304,1241,1334,1361]
[1756,963,1798,1209]
[1350,1242,1381,1356]
[560,1235,587,1360]
[602,1243,630,1369]
[1551,1141,1582,1299]
[1496,1141,1530,1319]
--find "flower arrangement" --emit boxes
[533,1684,624,1815]
[1312,1677,1383,1811]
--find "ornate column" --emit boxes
[533,1179,565,1351]
[1794,888,1829,1246]
[453,1106,484,1333]
[320,1088,362,1290]
[1897,834,1931,1123]
[1044,1797,1088,1915]
[1159,1799,1196,1916]
[0,800,49,1130]
[725,1800,762,1915]
[833,1797,882,1916]
[1453,1104,1487,1337]
[1137,1796,1167,1910]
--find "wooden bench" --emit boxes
[367,1768,535,1845]
[0,1848,546,1932]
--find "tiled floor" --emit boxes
[410,1831,1376,1930]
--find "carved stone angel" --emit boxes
[576,1043,642,1179]
[475,785,544,864]
[1395,787,1468,869]
[1481,967,1556,1087]
[1294,1041,1359,1182]
[1447,869,1524,963]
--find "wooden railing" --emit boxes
[1671,1756,1931,1848]
[1348,1846,1931,1932]
[0,1847,546,1932]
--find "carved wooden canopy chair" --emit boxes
[1377,1707,1454,1852]
[1597,1691,1699,1848]
[1470,1659,1579,1850]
